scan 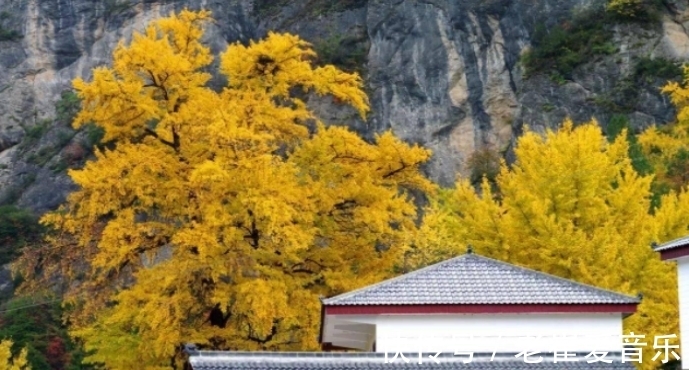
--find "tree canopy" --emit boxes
[407,119,689,370]
[16,9,433,369]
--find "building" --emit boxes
[655,235,689,369]
[187,250,639,369]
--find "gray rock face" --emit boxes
[0,0,686,212]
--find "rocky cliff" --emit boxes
[0,0,687,213]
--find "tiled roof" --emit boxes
[654,235,689,252]
[188,351,636,369]
[322,254,639,306]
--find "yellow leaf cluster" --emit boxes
[221,32,368,119]
[24,9,433,369]
[410,119,689,369]
[0,340,29,370]
[638,65,689,191]
[606,0,645,18]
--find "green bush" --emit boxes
[633,57,683,81]
[314,33,368,73]
[23,120,50,141]
[0,27,20,41]
[0,206,42,265]
[55,91,81,124]
[0,11,21,41]
[82,123,105,151]
[666,148,689,185]
[521,12,617,79]
[0,296,94,370]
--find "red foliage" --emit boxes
[46,336,68,370]
[62,142,86,165]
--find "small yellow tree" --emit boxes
[16,9,433,370]
[408,119,689,370]
[0,340,29,370]
[638,65,689,193]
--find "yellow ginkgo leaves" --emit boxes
[410,120,689,370]
[20,9,432,369]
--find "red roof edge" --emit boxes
[324,303,638,315]
[660,244,689,261]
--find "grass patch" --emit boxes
[27,146,58,166]
[49,160,69,174]
[542,103,556,112]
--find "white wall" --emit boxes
[367,314,623,353]
[678,258,689,369]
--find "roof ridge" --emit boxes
[322,254,470,304]
[470,254,639,303]
[323,253,638,306]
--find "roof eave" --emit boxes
[659,244,689,261]
[323,303,638,315]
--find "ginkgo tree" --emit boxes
[406,120,689,370]
[0,340,29,370]
[16,9,433,370]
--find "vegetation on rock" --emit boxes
[606,0,663,20]
[522,0,668,82]
[521,10,616,80]
[0,12,21,42]
[0,207,41,266]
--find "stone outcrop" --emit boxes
[0,0,687,211]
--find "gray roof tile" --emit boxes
[189,351,636,369]
[322,254,638,306]
[654,235,689,252]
